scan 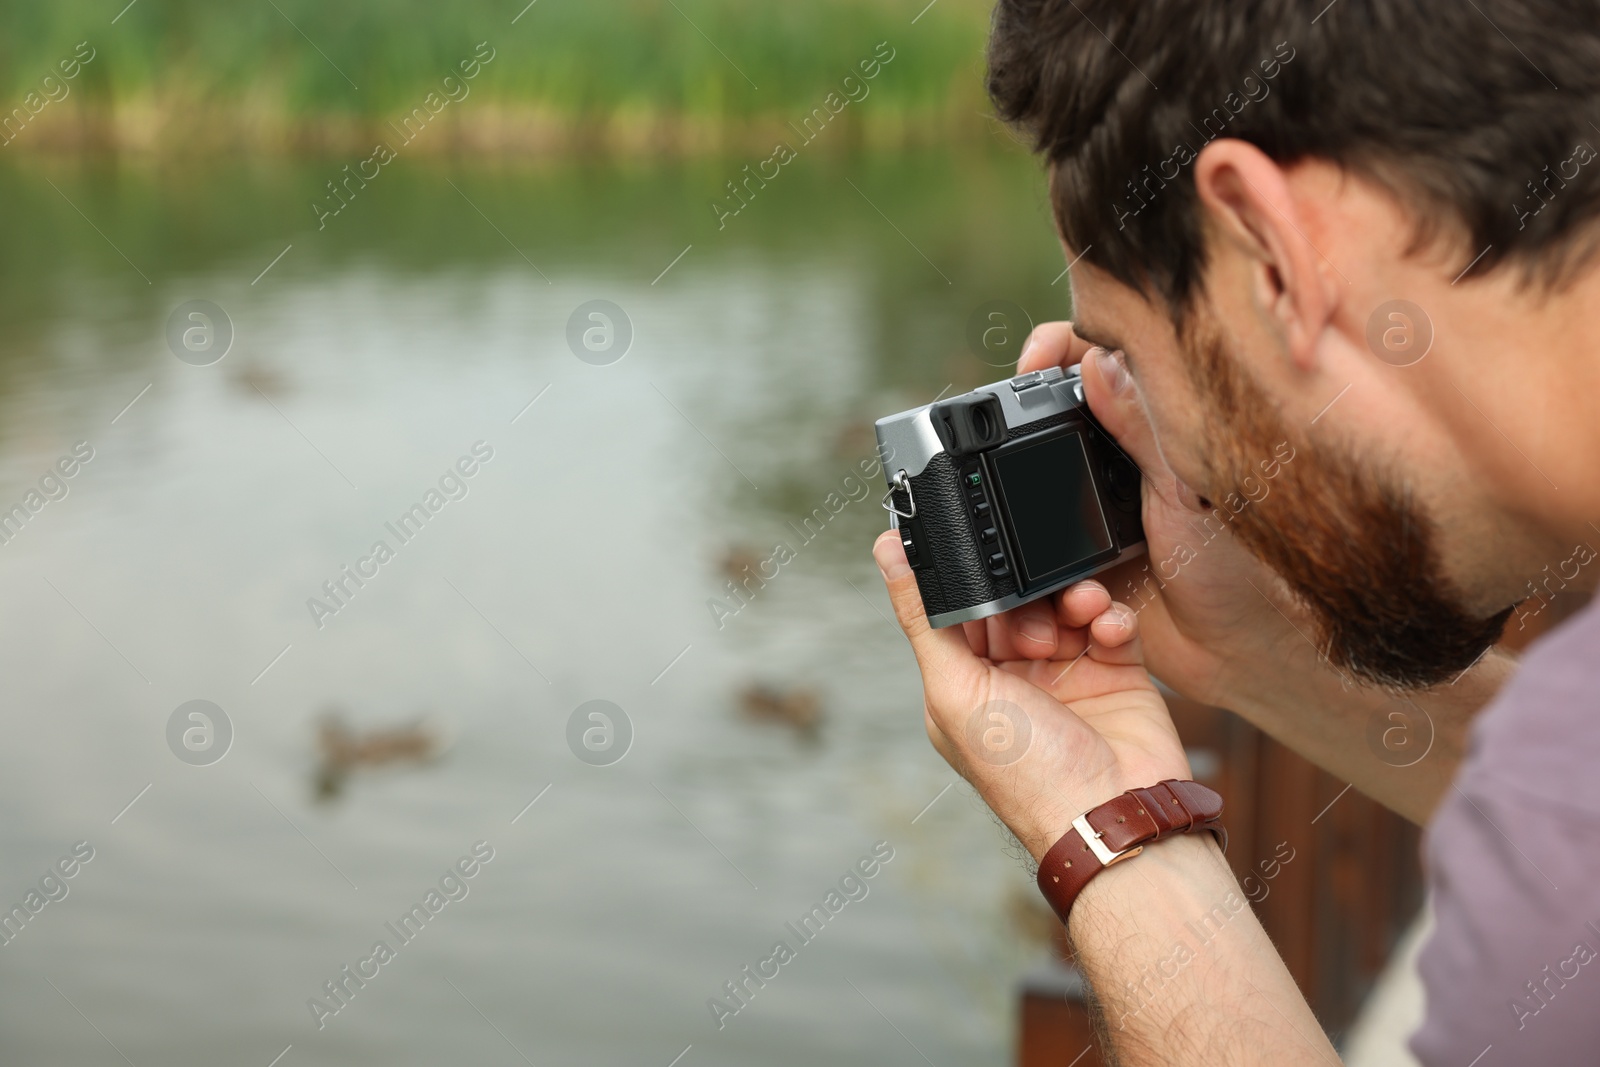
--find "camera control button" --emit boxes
[987,552,1008,571]
[981,526,997,544]
[972,501,991,519]
[1009,366,1063,392]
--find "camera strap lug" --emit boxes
[881,469,917,519]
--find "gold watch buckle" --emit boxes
[1073,813,1144,868]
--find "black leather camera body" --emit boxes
[875,366,1145,628]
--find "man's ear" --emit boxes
[1193,139,1337,370]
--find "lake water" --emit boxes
[0,149,1077,1066]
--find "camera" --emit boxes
[874,366,1144,628]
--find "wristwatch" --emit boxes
[1035,779,1226,925]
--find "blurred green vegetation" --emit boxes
[0,0,996,151]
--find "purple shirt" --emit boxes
[1413,592,1600,1065]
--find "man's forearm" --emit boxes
[1067,834,1339,1066]
[1216,648,1516,825]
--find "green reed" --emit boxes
[0,0,994,144]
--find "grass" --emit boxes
[0,0,998,153]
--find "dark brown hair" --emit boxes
[987,0,1600,316]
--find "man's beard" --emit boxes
[1182,321,1509,689]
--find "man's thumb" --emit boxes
[874,530,932,640]
[872,530,971,683]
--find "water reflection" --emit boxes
[0,150,1072,1066]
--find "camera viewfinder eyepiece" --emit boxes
[932,393,1006,456]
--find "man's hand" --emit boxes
[872,533,1189,860]
[873,532,1341,1067]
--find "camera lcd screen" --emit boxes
[991,430,1113,587]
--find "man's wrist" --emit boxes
[1017,775,1142,864]
[1067,831,1228,944]
[1061,814,1338,1063]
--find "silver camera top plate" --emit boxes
[873,366,1083,479]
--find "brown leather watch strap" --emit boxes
[1035,779,1225,926]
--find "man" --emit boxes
[872,1,1600,1063]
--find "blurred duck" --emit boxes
[231,361,290,399]
[719,545,764,582]
[738,684,822,740]
[314,710,451,800]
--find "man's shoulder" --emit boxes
[1466,592,1600,813]
[1410,594,1600,1066]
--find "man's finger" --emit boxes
[986,605,1059,661]
[1080,346,1166,482]
[1088,603,1144,666]
[961,619,989,658]
[1017,321,1095,375]
[872,531,980,696]
[1057,579,1112,629]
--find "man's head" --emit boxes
[988,0,1600,687]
